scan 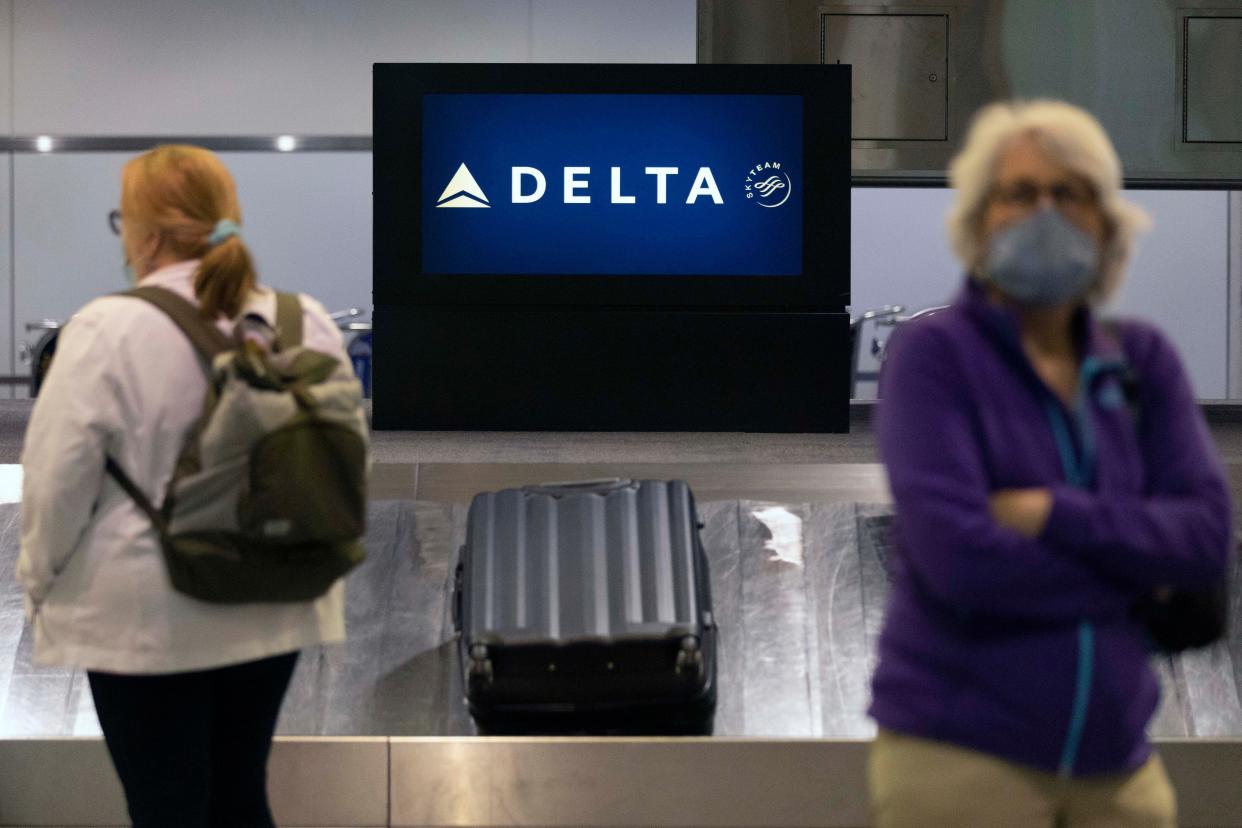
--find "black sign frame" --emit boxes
[373,62,851,311]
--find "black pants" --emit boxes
[87,651,299,828]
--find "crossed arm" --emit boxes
[878,323,1231,623]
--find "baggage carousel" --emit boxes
[0,498,903,740]
[4,485,1242,825]
[4,398,1242,825]
[5,497,1239,740]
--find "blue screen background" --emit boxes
[421,94,803,276]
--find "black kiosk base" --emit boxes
[372,307,851,433]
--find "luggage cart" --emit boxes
[19,320,64,397]
[329,308,373,398]
[849,305,947,398]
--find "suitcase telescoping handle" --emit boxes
[522,478,634,497]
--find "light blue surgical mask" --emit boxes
[984,208,1099,305]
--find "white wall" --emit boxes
[12,0,532,135]
[850,188,960,315]
[531,0,697,62]
[0,0,11,136]
[850,188,1232,400]
[11,0,697,135]
[12,152,373,333]
[1108,191,1230,399]
[1,158,11,399]
[2,0,11,396]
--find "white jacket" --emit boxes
[17,260,348,673]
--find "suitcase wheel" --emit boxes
[674,635,705,681]
[468,644,494,688]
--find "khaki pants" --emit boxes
[869,728,1177,828]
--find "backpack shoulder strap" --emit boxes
[275,292,303,350]
[104,456,169,534]
[121,286,231,368]
[109,287,229,529]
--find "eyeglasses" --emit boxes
[990,180,1097,212]
[108,209,122,236]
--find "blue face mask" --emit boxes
[985,208,1099,305]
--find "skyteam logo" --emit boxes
[436,163,490,208]
[745,161,792,208]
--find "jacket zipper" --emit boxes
[969,292,1129,775]
[1045,356,1113,777]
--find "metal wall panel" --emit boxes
[5,736,1242,827]
[389,738,872,828]
[0,737,389,827]
[0,739,128,825]
[267,739,389,827]
[822,12,948,141]
[701,0,1242,184]
[1184,14,1242,144]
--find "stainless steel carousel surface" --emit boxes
[2,499,1239,740]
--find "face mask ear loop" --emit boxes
[121,246,138,285]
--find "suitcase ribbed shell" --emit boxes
[463,480,704,645]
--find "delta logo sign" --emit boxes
[434,160,793,210]
[419,93,802,274]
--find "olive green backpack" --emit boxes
[104,286,369,603]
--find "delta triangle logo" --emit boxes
[436,163,490,208]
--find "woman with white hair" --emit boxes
[868,100,1231,826]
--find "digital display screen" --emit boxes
[420,94,804,276]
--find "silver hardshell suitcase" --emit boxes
[454,478,717,734]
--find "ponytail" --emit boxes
[195,229,256,319]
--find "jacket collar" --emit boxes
[131,260,274,325]
[957,276,1126,368]
[135,259,200,298]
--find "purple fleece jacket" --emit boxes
[870,278,1232,777]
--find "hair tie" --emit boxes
[207,219,241,247]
